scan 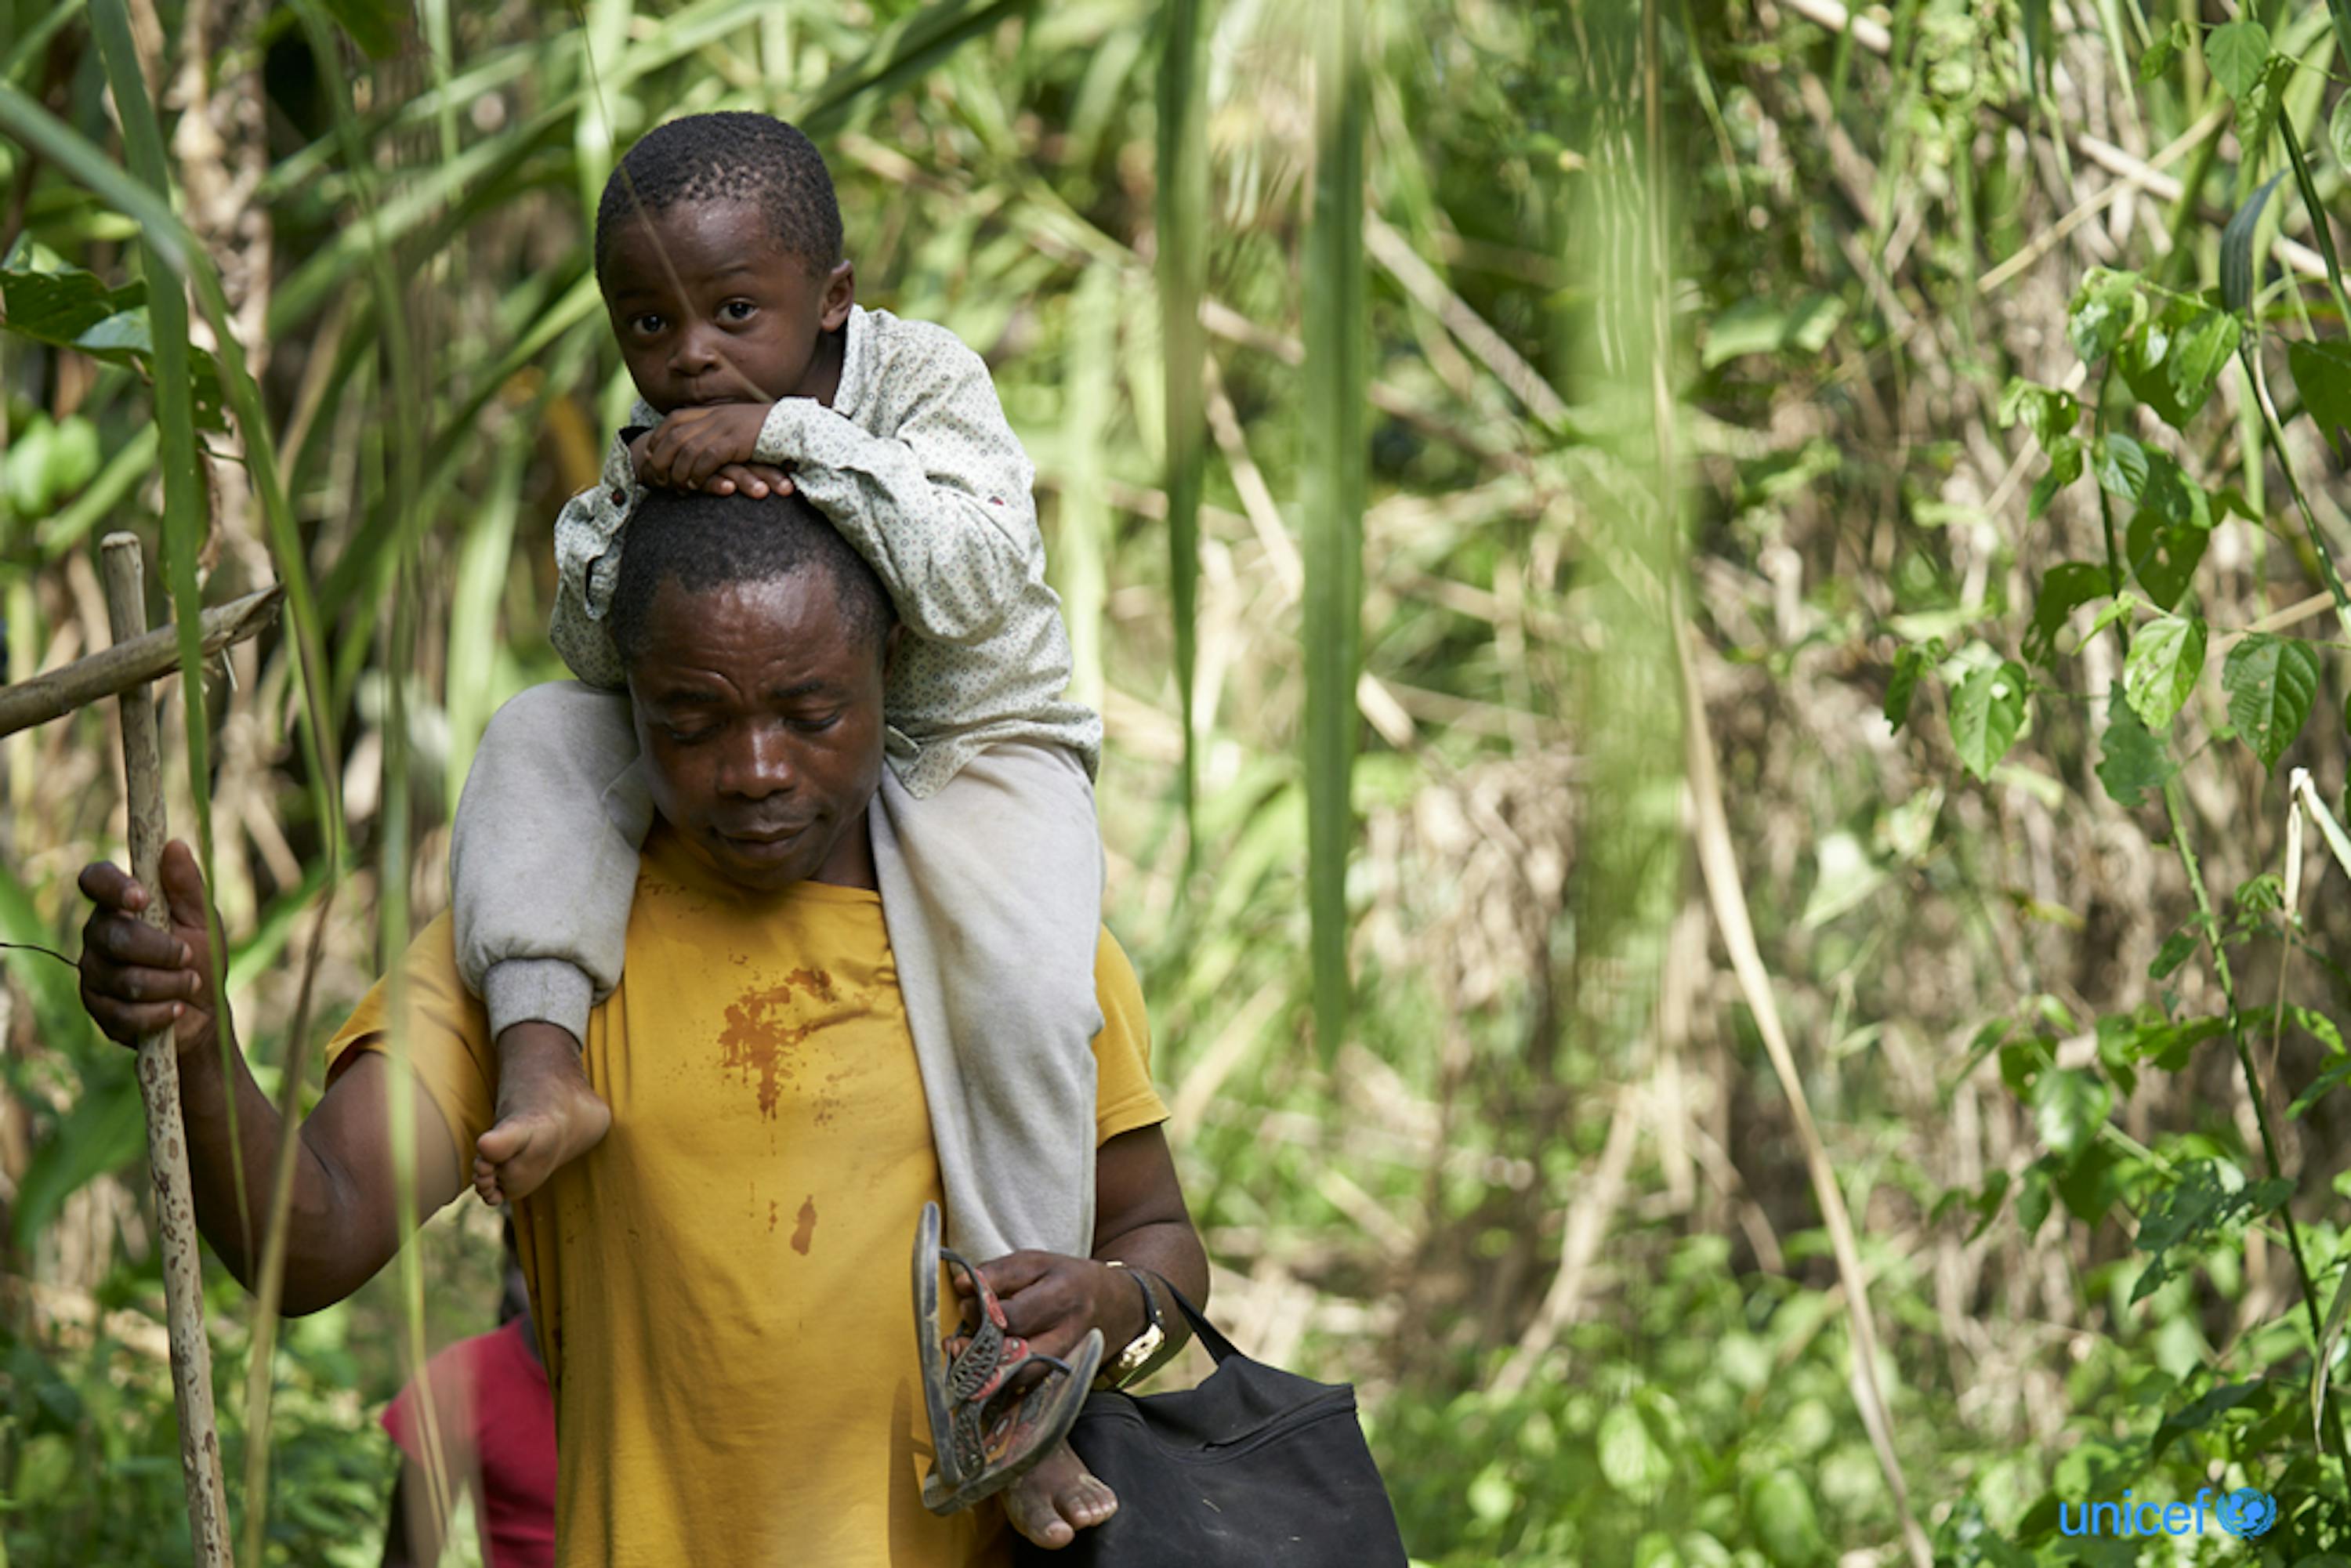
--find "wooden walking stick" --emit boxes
[99,531,234,1567]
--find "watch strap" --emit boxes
[1101,1261,1167,1387]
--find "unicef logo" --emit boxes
[2215,1488,2278,1539]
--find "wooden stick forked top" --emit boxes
[99,532,234,1568]
[0,581,281,742]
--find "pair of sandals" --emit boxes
[911,1200,1105,1515]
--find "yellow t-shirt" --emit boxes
[325,827,1168,1568]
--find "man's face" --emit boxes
[600,198,854,415]
[625,569,890,892]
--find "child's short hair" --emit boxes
[594,112,843,283]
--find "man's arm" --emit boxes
[78,841,466,1314]
[952,1124,1209,1368]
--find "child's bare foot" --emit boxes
[1003,1441,1116,1551]
[474,1022,610,1205]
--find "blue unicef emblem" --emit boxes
[2215,1488,2277,1538]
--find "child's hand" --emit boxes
[705,463,795,499]
[632,404,778,493]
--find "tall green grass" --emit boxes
[1157,0,1208,858]
[1302,0,1366,1060]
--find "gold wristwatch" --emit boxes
[1100,1260,1166,1388]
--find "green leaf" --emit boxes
[2016,1162,2054,1238]
[2333,95,2351,172]
[2139,27,2179,81]
[318,0,402,58]
[2098,683,2177,807]
[1748,1470,1825,1568]
[1937,1498,2036,1568]
[1597,1403,1673,1501]
[1702,295,1848,368]
[2068,268,2143,362]
[2152,1378,2267,1461]
[0,257,143,338]
[2223,174,2285,316]
[9,1070,145,1253]
[2121,452,2215,611]
[2123,613,2206,733]
[2033,1067,2111,1161]
[2129,1014,2226,1070]
[2027,436,2083,520]
[2118,293,2241,429]
[2290,1056,2351,1119]
[2131,1161,2294,1303]
[1885,645,1926,731]
[2053,1141,2127,1220]
[2024,562,2110,664]
[1951,661,2029,780]
[2080,591,2144,647]
[2222,633,2322,770]
[2288,339,2351,452]
[0,264,228,430]
[2204,20,2273,100]
[2150,925,2200,980]
[1998,378,2082,446]
[2092,432,2150,498]
[2291,1007,2344,1054]
[2125,506,2209,610]
[2235,55,2296,155]
[1963,1169,2012,1243]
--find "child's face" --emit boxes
[601,198,853,415]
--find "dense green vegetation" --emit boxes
[6,0,2351,1563]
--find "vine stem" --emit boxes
[2160,772,2351,1502]
[2241,343,2351,643]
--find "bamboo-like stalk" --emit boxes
[0,585,281,740]
[100,532,233,1568]
[1301,0,1366,1059]
[1157,0,1208,860]
[283,8,456,1548]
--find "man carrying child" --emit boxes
[74,112,1204,1563]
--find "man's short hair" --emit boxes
[608,489,894,668]
[594,112,843,283]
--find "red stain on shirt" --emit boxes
[715,969,837,1117]
[792,1197,817,1255]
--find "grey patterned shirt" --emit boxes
[550,304,1101,798]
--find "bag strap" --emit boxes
[1157,1281,1244,1365]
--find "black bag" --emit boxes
[1012,1287,1410,1567]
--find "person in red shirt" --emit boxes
[380,1229,556,1568]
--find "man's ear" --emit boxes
[819,260,855,333]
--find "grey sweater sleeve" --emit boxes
[751,329,1039,647]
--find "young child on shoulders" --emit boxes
[447,111,1117,1551]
